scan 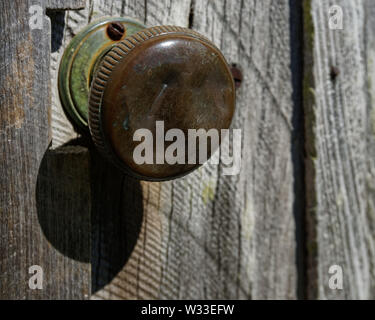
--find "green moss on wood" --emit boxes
[303,0,319,300]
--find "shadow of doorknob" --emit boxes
[58,17,235,181]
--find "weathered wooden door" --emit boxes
[1,0,375,300]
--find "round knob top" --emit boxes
[89,26,235,181]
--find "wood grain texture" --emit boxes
[4,0,375,300]
[0,0,298,299]
[46,0,86,10]
[304,0,375,299]
[47,0,297,299]
[0,0,89,299]
[35,145,91,299]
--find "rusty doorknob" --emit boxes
[59,18,235,181]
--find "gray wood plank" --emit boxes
[35,145,91,299]
[46,0,86,10]
[304,0,375,299]
[0,0,90,299]
[188,0,297,300]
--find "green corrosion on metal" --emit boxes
[58,16,146,131]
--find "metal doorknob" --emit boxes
[59,18,235,181]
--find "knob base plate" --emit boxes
[58,17,146,131]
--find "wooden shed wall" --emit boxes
[1,0,374,300]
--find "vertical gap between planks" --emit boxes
[189,0,195,28]
[289,0,306,299]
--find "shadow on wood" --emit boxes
[36,142,91,263]
[47,10,66,53]
[89,146,144,294]
[35,139,144,294]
